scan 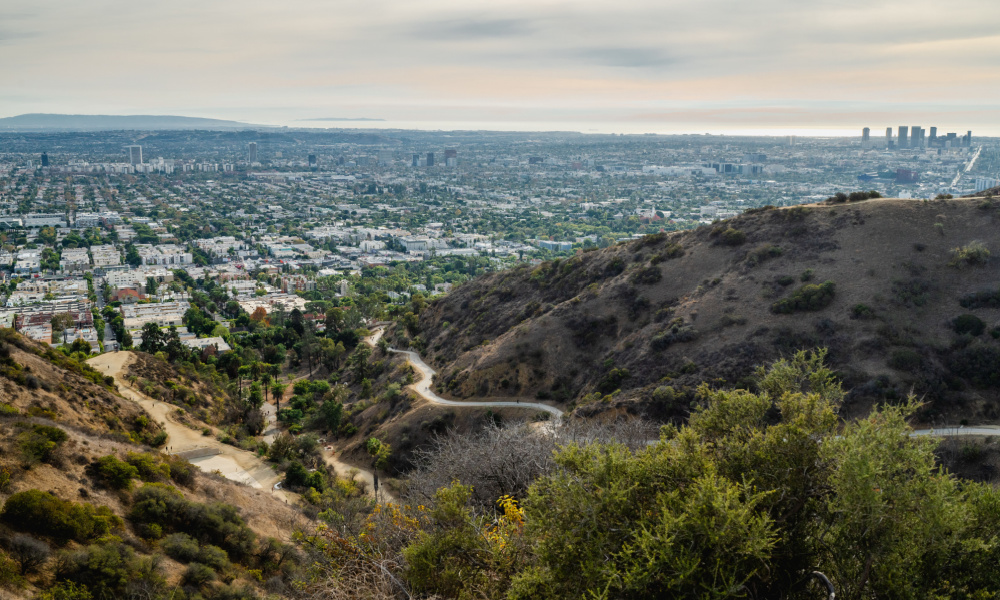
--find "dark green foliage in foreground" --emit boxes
[398,350,1000,600]
[772,281,836,314]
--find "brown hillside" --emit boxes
[408,196,1000,425]
[0,331,164,445]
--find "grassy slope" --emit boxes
[413,196,1000,425]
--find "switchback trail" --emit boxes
[388,347,564,419]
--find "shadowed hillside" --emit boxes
[405,196,1000,425]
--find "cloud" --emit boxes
[563,46,672,69]
[2,0,1000,131]
[407,17,536,40]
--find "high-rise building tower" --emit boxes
[886,127,893,148]
[897,126,909,149]
[911,126,922,148]
[127,145,143,165]
[929,127,937,144]
[862,127,870,142]
[248,142,258,163]
[308,154,317,167]
[426,152,435,166]
[444,149,457,167]
[412,154,420,167]
[967,131,973,147]
[40,152,49,167]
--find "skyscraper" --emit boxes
[445,149,457,167]
[412,154,420,167]
[910,126,922,148]
[426,152,435,166]
[308,154,317,167]
[862,127,870,142]
[897,126,908,149]
[248,142,258,163]
[40,152,49,167]
[929,127,937,144]
[886,127,893,148]
[128,145,143,165]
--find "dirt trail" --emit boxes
[87,352,291,502]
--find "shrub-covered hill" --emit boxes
[0,329,164,445]
[0,331,308,600]
[405,196,1000,424]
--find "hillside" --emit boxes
[0,331,306,599]
[407,196,1000,425]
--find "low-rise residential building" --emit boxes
[135,244,193,266]
[59,248,90,272]
[90,244,121,268]
[182,336,232,352]
[14,250,41,274]
[120,300,190,329]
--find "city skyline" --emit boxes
[2,0,1000,134]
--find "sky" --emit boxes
[2,0,1000,135]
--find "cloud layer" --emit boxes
[1,0,999,133]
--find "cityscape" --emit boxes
[0,125,996,352]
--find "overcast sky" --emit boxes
[2,0,999,134]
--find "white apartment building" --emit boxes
[135,244,193,266]
[59,248,90,272]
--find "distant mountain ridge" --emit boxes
[0,113,262,131]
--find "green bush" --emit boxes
[892,279,931,307]
[888,349,922,371]
[652,386,677,404]
[162,533,200,562]
[285,462,324,490]
[88,455,139,491]
[597,368,630,394]
[164,454,196,487]
[53,542,145,599]
[851,304,875,320]
[960,288,1000,309]
[35,581,93,600]
[196,544,230,571]
[0,490,121,543]
[630,266,663,285]
[277,408,304,424]
[650,243,685,263]
[771,281,836,314]
[948,345,1000,388]
[712,227,746,246]
[746,245,783,267]
[776,276,795,286]
[129,484,259,562]
[18,424,68,465]
[949,241,990,268]
[182,562,216,587]
[953,314,986,337]
[125,452,170,482]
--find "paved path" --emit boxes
[388,347,564,419]
[87,352,291,501]
[912,425,1000,437]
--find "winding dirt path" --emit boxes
[87,352,291,502]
